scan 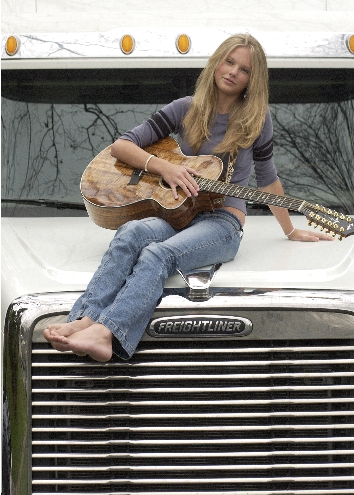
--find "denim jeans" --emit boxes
[68,209,243,359]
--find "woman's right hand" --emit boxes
[158,159,200,200]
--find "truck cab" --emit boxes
[2,9,354,494]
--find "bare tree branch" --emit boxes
[271,99,354,213]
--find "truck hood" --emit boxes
[2,215,354,310]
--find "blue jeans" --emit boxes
[68,209,243,359]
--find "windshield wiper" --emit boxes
[1,199,86,210]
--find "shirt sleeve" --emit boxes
[253,109,278,187]
[120,97,191,148]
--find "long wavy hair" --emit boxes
[182,33,269,160]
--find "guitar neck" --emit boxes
[196,177,307,212]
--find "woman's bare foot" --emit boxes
[44,316,94,338]
[48,324,113,362]
[43,316,95,352]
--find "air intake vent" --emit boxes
[32,339,354,494]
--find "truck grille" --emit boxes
[31,338,354,494]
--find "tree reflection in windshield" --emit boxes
[2,97,353,214]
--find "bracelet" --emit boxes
[286,227,296,237]
[144,154,154,172]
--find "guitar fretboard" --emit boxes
[196,177,307,213]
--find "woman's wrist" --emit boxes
[285,227,296,238]
[144,154,156,172]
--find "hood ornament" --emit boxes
[177,263,222,301]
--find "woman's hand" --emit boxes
[287,228,334,242]
[160,160,200,200]
[259,180,335,243]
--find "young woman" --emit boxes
[44,33,332,361]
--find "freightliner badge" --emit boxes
[148,315,252,338]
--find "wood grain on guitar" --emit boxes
[81,137,353,239]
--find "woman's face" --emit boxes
[214,46,252,103]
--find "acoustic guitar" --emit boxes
[81,137,353,239]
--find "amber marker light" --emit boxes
[5,35,20,56]
[120,34,135,55]
[346,34,354,54]
[176,34,191,54]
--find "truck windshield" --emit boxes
[2,67,353,215]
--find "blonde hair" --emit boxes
[182,33,269,159]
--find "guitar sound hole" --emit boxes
[159,177,172,191]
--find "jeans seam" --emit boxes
[177,228,240,260]
[97,315,135,355]
[102,250,172,328]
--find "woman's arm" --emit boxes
[111,138,200,200]
[259,179,334,242]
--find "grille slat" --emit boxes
[31,491,354,495]
[30,492,354,495]
[33,462,354,471]
[32,492,354,495]
[32,411,354,419]
[33,436,354,445]
[32,425,354,433]
[31,345,354,354]
[32,449,354,458]
[32,339,354,493]
[32,358,354,366]
[32,475,354,484]
[31,384,354,393]
[32,372,354,380]
[32,397,354,405]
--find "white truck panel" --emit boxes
[2,0,354,33]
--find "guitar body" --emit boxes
[81,137,224,230]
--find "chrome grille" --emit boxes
[31,339,354,494]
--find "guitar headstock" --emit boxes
[304,203,354,240]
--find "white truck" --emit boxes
[2,1,354,494]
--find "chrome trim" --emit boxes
[29,491,354,495]
[32,436,354,446]
[31,344,354,354]
[24,288,354,342]
[31,371,354,380]
[31,397,354,406]
[3,290,354,494]
[2,30,353,61]
[31,385,354,394]
[31,475,354,485]
[177,263,222,300]
[24,492,354,495]
[32,411,354,420]
[3,56,354,70]
[151,288,354,339]
[32,462,354,471]
[31,448,354,457]
[32,423,354,432]
[2,292,82,494]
